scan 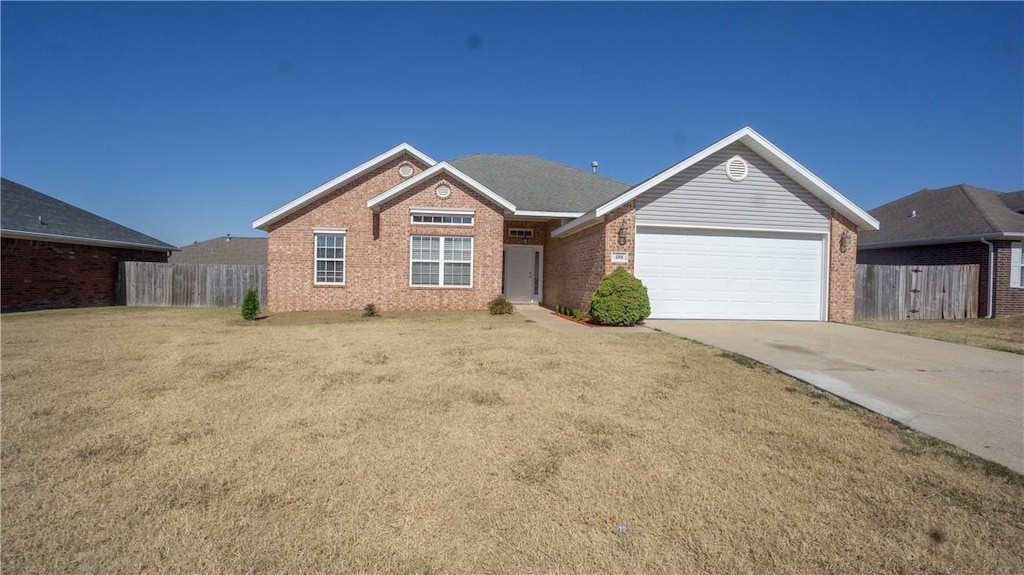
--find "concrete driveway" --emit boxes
[647,320,1024,474]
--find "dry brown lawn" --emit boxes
[856,315,1024,355]
[2,307,1023,574]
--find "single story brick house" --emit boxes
[1,178,177,313]
[253,127,879,321]
[858,184,1024,318]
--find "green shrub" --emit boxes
[488,296,514,315]
[241,287,260,321]
[573,309,587,321]
[588,268,650,326]
[362,303,379,317]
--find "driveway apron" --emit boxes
[647,320,1024,474]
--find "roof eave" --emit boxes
[551,211,604,238]
[252,143,437,230]
[859,232,1024,250]
[1,229,179,251]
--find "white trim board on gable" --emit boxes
[252,143,437,230]
[552,126,880,238]
[365,162,517,213]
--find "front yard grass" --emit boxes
[2,307,1022,573]
[856,315,1024,354]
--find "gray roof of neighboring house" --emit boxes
[1,177,177,251]
[169,236,267,266]
[447,154,629,213]
[858,184,1024,248]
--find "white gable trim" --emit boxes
[560,127,879,238]
[252,143,436,230]
[365,162,516,212]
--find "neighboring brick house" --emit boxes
[1,178,177,313]
[253,127,879,322]
[858,185,1024,318]
[170,236,268,266]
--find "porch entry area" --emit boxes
[503,245,543,303]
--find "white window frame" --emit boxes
[410,208,475,226]
[507,228,534,239]
[409,235,473,288]
[313,229,346,285]
[1011,242,1022,288]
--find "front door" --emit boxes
[503,245,543,302]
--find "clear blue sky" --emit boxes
[2,1,1021,247]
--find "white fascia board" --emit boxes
[252,143,436,230]
[859,233,1024,250]
[550,211,604,238]
[512,210,584,219]
[590,126,880,232]
[0,229,179,252]
[365,162,516,212]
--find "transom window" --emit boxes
[508,228,534,239]
[411,211,474,225]
[314,231,345,284]
[410,236,473,287]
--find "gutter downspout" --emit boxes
[979,237,994,319]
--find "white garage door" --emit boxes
[635,227,825,320]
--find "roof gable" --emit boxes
[858,184,1024,248]
[1,178,177,251]
[447,154,628,213]
[554,127,879,238]
[252,143,436,230]
[365,162,516,212]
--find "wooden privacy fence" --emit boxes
[120,262,267,309]
[855,264,979,321]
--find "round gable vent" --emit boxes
[725,155,749,182]
[398,163,415,178]
[435,183,452,199]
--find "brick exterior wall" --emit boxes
[1,237,168,313]
[265,154,505,312]
[857,240,1022,317]
[544,203,635,311]
[827,209,858,323]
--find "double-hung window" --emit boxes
[314,230,345,285]
[410,236,472,287]
[1012,242,1023,288]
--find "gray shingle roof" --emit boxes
[447,154,629,213]
[1,178,177,251]
[169,236,267,266]
[858,184,1024,248]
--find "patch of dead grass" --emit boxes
[2,306,1022,574]
[856,315,1024,354]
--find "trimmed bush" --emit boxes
[488,296,514,315]
[362,303,379,317]
[241,287,260,321]
[588,268,650,326]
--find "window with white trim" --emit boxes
[411,211,474,225]
[508,228,534,239]
[314,232,345,284]
[1011,242,1022,288]
[410,236,472,287]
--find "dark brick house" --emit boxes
[1,178,177,312]
[857,184,1024,317]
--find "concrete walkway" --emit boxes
[515,305,650,334]
[647,320,1024,474]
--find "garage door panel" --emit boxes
[635,228,824,320]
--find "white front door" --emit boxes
[504,245,542,302]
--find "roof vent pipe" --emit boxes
[910,210,917,218]
[226,233,231,242]
[591,161,599,174]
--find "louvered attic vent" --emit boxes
[725,155,749,182]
